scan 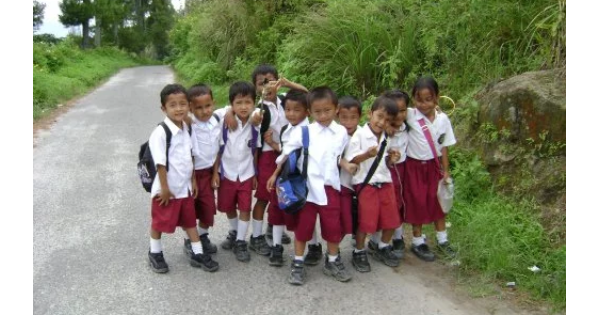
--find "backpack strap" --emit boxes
[159,122,172,172]
[418,118,442,173]
[259,105,271,151]
[279,124,290,146]
[212,113,220,123]
[218,124,228,180]
[301,126,309,179]
[356,133,388,195]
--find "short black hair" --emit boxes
[229,81,256,104]
[371,96,399,116]
[160,84,187,106]
[251,64,279,86]
[307,86,338,109]
[187,83,213,101]
[338,95,362,116]
[282,89,308,109]
[412,76,440,98]
[382,89,410,106]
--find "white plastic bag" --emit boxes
[438,177,454,214]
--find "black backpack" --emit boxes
[259,94,286,150]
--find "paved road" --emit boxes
[33,66,532,315]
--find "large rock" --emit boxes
[458,69,566,208]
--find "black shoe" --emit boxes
[233,240,251,262]
[304,243,323,266]
[221,230,237,250]
[200,233,218,254]
[189,252,219,272]
[183,238,194,257]
[352,250,371,272]
[269,244,285,267]
[437,241,457,258]
[323,254,352,282]
[288,259,306,285]
[249,235,272,256]
[282,231,292,245]
[367,239,378,252]
[411,243,436,262]
[392,238,405,259]
[373,245,400,267]
[148,251,169,273]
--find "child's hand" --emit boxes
[156,188,174,206]
[264,129,274,145]
[225,109,238,131]
[266,174,277,191]
[276,77,289,90]
[212,173,220,189]
[340,158,358,175]
[367,146,379,158]
[251,111,263,127]
[388,149,401,163]
[443,170,451,182]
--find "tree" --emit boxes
[59,0,94,49]
[33,1,46,32]
[147,0,175,59]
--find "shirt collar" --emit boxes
[192,114,217,127]
[364,123,386,142]
[163,117,183,134]
[414,108,437,123]
[315,120,338,133]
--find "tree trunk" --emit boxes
[95,18,102,47]
[113,22,119,46]
[82,21,90,49]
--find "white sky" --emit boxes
[35,0,185,37]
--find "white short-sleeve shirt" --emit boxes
[219,115,262,182]
[388,123,409,164]
[406,108,456,160]
[259,96,289,152]
[340,126,361,190]
[275,117,310,165]
[149,118,197,199]
[191,115,221,170]
[346,124,392,185]
[281,121,348,206]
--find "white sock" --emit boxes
[378,241,390,249]
[308,230,318,245]
[228,218,238,231]
[237,220,249,241]
[252,219,263,238]
[150,238,162,253]
[295,255,304,262]
[412,236,425,246]
[437,230,448,244]
[198,227,209,236]
[393,226,404,240]
[371,231,382,243]
[191,241,203,255]
[328,254,338,262]
[273,225,284,246]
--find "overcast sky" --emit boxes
[35,0,185,37]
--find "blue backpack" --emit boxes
[276,126,309,214]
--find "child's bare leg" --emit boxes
[326,242,340,256]
[184,227,200,242]
[150,228,162,240]
[434,217,446,232]
[381,229,394,244]
[252,200,267,220]
[295,239,307,257]
[412,224,423,237]
[355,231,367,250]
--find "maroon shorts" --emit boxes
[403,157,445,225]
[340,186,355,236]
[255,151,278,201]
[267,188,297,231]
[217,177,254,213]
[388,162,406,221]
[194,168,217,227]
[151,196,196,233]
[294,186,342,243]
[355,183,399,233]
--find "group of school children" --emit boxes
[145,64,457,285]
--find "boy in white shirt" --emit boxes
[147,84,219,273]
[212,81,262,262]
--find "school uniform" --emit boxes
[217,115,262,213]
[347,125,399,234]
[339,126,361,236]
[280,121,348,243]
[387,123,408,220]
[404,108,456,224]
[149,118,199,233]
[255,97,289,202]
[268,117,310,231]
[190,114,222,227]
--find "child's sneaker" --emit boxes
[411,243,435,262]
[221,230,237,250]
[183,239,193,257]
[304,243,323,266]
[367,239,378,252]
[200,233,218,254]
[351,250,371,272]
[233,240,251,262]
[323,254,352,282]
[249,235,271,256]
[288,259,306,285]
[437,241,457,258]
[281,231,292,245]
[372,245,400,267]
[189,252,219,272]
[269,244,285,267]
[392,238,405,259]
[148,251,169,273]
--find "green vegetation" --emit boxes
[33,38,149,119]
